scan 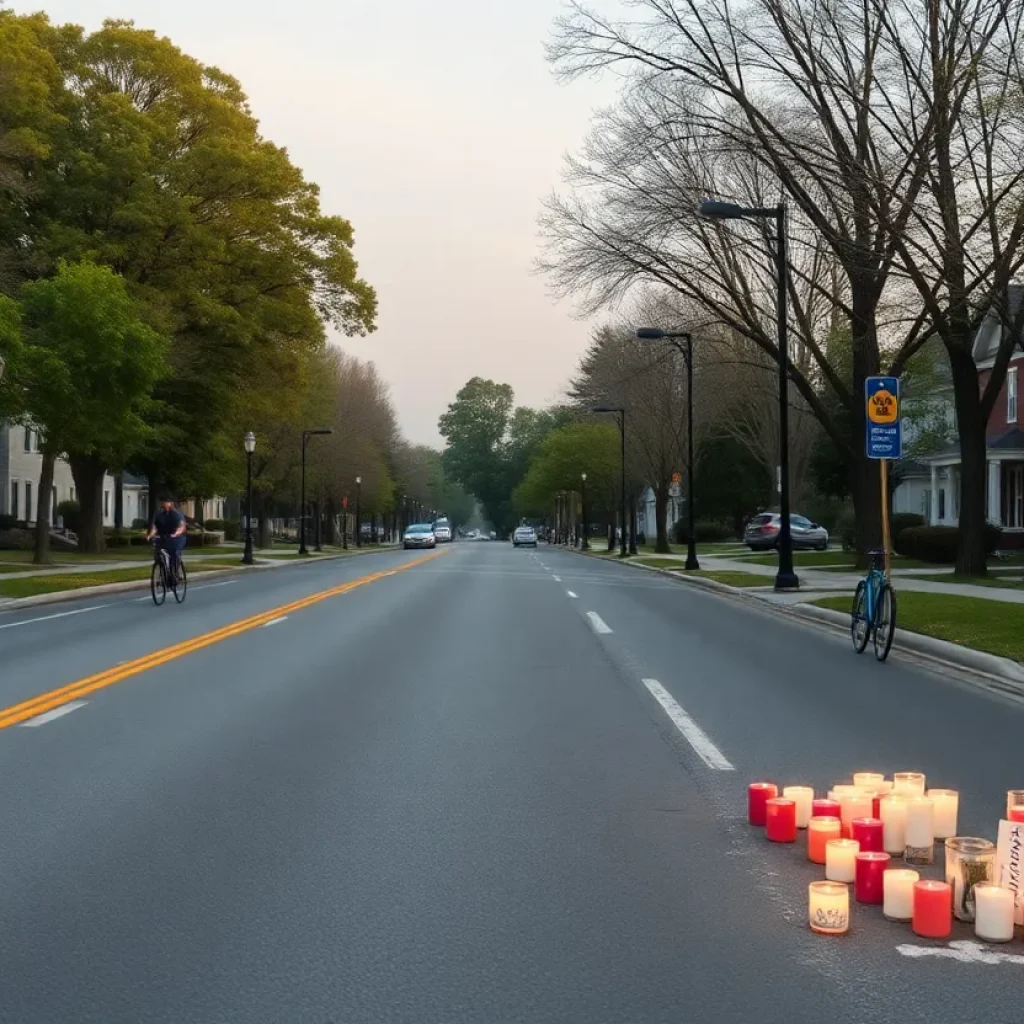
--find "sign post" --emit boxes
[865,376,902,576]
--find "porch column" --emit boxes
[988,459,1002,525]
[930,464,939,524]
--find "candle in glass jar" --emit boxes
[853,772,884,789]
[812,798,841,822]
[880,795,907,855]
[782,786,814,828]
[875,780,894,796]
[894,772,926,797]
[765,798,797,842]
[808,881,850,935]
[870,793,881,818]
[807,816,842,864]
[854,851,889,904]
[840,792,873,838]
[830,784,860,802]
[927,789,959,839]
[883,868,919,921]
[1009,805,1024,824]
[973,883,1015,943]
[825,839,860,882]
[748,782,778,825]
[851,817,884,852]
[912,880,952,938]
[1006,790,1024,818]
[904,797,934,865]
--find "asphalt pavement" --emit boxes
[0,540,1021,1023]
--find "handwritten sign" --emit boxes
[997,819,1024,925]
[865,376,902,459]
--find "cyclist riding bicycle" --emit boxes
[146,495,187,582]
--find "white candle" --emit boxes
[783,786,814,828]
[880,795,908,854]
[1006,790,1024,818]
[893,772,926,797]
[883,868,920,921]
[904,797,934,864]
[875,780,894,796]
[825,838,860,882]
[973,883,1015,942]
[854,772,884,789]
[927,789,959,840]
[809,881,850,934]
[840,793,873,836]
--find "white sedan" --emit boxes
[512,526,538,547]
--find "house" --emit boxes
[637,480,684,541]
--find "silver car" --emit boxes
[744,513,829,551]
[403,523,436,549]
[512,526,538,547]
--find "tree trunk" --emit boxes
[325,497,337,545]
[114,473,124,530]
[147,479,159,527]
[33,450,56,565]
[194,495,205,547]
[654,482,670,554]
[69,454,107,553]
[257,493,272,549]
[848,450,882,569]
[606,516,615,551]
[629,498,639,555]
[950,349,989,575]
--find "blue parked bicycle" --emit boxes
[850,549,896,662]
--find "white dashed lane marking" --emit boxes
[20,701,88,727]
[642,679,734,771]
[586,612,613,634]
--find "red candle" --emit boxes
[912,880,952,938]
[871,795,881,818]
[765,798,797,842]
[807,816,842,863]
[812,798,841,821]
[854,851,890,903]
[748,782,778,825]
[851,817,884,852]
[1009,805,1024,823]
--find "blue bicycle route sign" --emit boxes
[865,376,902,460]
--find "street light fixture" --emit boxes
[698,198,799,590]
[590,404,627,558]
[636,328,699,571]
[242,431,256,565]
[299,428,333,556]
[580,472,589,550]
[355,475,362,547]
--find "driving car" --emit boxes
[744,513,829,551]
[433,517,452,543]
[403,523,436,549]
[512,525,538,547]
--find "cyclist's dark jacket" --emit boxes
[154,509,186,551]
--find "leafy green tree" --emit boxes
[0,297,24,420]
[19,260,166,558]
[695,432,772,538]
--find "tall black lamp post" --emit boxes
[354,475,362,547]
[242,431,256,565]
[636,329,699,570]
[590,405,627,558]
[299,428,332,556]
[699,198,798,590]
[580,472,589,550]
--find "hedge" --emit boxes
[889,512,924,546]
[671,519,735,544]
[895,524,1002,563]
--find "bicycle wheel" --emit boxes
[873,583,896,662]
[850,580,870,653]
[151,560,167,606]
[172,558,187,604]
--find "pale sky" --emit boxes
[13,0,612,443]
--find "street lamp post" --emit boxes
[242,431,256,565]
[699,199,799,591]
[355,476,362,547]
[590,405,627,558]
[299,428,333,556]
[580,472,589,550]
[636,329,699,570]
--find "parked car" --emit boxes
[403,523,436,549]
[513,525,538,548]
[744,513,829,551]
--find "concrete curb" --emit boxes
[0,546,398,612]
[573,548,1024,692]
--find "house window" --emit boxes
[938,489,946,521]
[25,482,32,523]
[10,480,18,520]
[1009,367,1018,424]
[23,427,32,453]
[103,490,110,519]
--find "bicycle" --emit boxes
[850,549,896,662]
[151,541,188,606]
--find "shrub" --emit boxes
[206,518,240,541]
[56,499,81,533]
[836,505,857,552]
[672,519,734,544]
[0,514,17,531]
[889,512,924,547]
[896,524,1002,563]
[103,528,133,548]
[131,518,149,530]
[0,529,34,551]
[205,518,225,531]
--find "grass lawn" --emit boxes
[812,593,1024,662]
[687,570,774,588]
[741,550,854,567]
[911,573,1024,590]
[0,564,223,598]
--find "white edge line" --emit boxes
[262,616,288,627]
[0,604,111,630]
[566,590,578,599]
[586,611,613,634]
[20,700,88,727]
[192,580,238,591]
[642,679,735,771]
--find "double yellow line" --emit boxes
[0,550,439,730]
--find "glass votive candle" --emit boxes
[880,795,907,855]
[1006,790,1024,818]
[927,789,959,839]
[765,798,797,842]
[1009,805,1024,824]
[973,883,1016,942]
[840,792,873,838]
[913,880,952,938]
[748,782,778,825]
[825,838,860,882]
[853,772,885,789]
[894,772,926,797]
[883,868,919,921]
[782,786,814,828]
[875,780,894,796]
[904,797,934,865]
[851,817,884,852]
[809,881,850,935]
[807,815,842,864]
[945,836,996,921]
[854,851,890,903]
[812,798,841,821]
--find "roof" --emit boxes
[972,284,1024,362]
[122,472,148,487]
[988,427,1024,451]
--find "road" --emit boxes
[0,540,1021,1023]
